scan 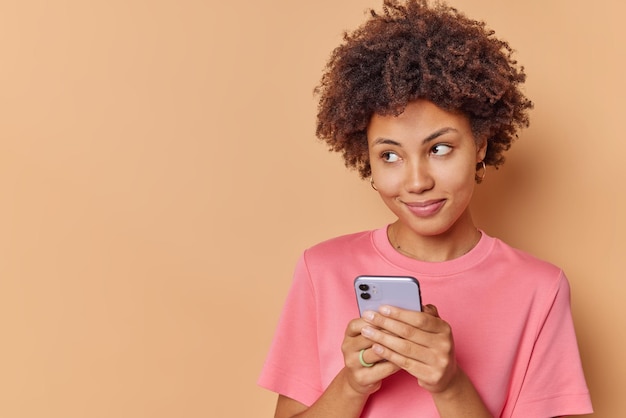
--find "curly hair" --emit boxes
[315,0,533,178]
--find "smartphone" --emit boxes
[354,275,422,315]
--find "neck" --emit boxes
[388,214,481,262]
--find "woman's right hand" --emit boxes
[341,317,402,395]
[274,318,404,418]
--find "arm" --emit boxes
[361,304,492,418]
[274,317,401,418]
[274,369,368,418]
[430,369,492,418]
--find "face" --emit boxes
[367,99,487,240]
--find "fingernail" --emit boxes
[361,326,374,337]
[372,344,383,354]
[363,311,375,321]
[380,306,391,315]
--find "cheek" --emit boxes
[371,169,403,194]
[451,170,477,197]
[434,164,476,193]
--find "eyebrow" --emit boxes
[371,127,459,147]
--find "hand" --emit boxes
[340,317,402,395]
[360,304,458,393]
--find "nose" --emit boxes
[404,160,434,193]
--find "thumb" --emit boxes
[422,304,440,318]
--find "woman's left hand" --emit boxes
[360,304,458,394]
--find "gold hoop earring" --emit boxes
[475,161,486,183]
[370,177,378,191]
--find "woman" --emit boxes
[259,1,593,416]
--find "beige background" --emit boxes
[0,0,623,416]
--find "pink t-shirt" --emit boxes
[259,227,593,417]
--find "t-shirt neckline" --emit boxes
[371,225,494,276]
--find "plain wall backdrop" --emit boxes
[0,0,623,416]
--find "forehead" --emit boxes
[367,100,471,140]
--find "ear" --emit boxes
[476,137,488,162]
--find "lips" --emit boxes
[402,199,446,217]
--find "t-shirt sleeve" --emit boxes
[258,253,324,407]
[511,272,593,417]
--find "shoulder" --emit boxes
[481,235,575,330]
[485,234,564,284]
[296,228,380,274]
[304,229,375,258]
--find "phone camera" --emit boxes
[358,284,369,291]
[360,292,371,300]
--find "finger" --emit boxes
[422,304,439,318]
[351,348,401,375]
[361,325,434,363]
[371,341,458,393]
[370,342,455,390]
[371,342,429,372]
[344,345,401,387]
[342,351,400,395]
[345,317,370,337]
[342,318,383,355]
[363,306,445,335]
[356,346,384,368]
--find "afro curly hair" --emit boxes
[315,0,533,179]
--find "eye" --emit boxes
[381,151,400,163]
[431,144,452,156]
